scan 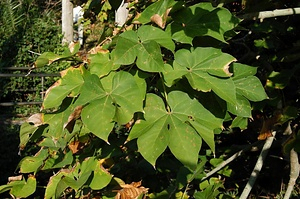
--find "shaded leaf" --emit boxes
[19,123,39,150]
[64,105,83,133]
[167,2,241,44]
[43,98,73,139]
[231,116,248,130]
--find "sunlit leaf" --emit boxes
[9,176,36,198]
[129,91,222,169]
[234,76,268,101]
[89,52,120,77]
[76,71,144,141]
[19,149,49,173]
[89,160,112,190]
[137,25,175,51]
[114,25,174,72]
[227,95,251,117]
[163,47,237,104]
[136,0,176,24]
[43,67,85,109]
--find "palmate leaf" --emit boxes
[75,71,144,142]
[167,2,241,44]
[3,176,37,198]
[128,91,222,169]
[113,25,175,72]
[163,47,237,104]
[89,51,120,78]
[136,0,176,24]
[43,67,85,109]
[231,63,268,102]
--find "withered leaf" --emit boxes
[27,113,43,127]
[68,140,87,154]
[258,111,281,140]
[150,8,171,29]
[150,14,164,29]
[115,181,148,199]
[88,45,110,55]
[64,105,83,132]
[8,175,23,182]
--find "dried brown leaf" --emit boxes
[151,14,164,29]
[150,8,171,29]
[64,105,83,132]
[88,45,110,55]
[68,140,87,154]
[223,61,235,76]
[8,175,22,182]
[115,181,148,199]
[27,113,43,127]
[258,111,281,140]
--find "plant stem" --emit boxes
[283,148,300,199]
[200,140,263,182]
[159,73,170,112]
[240,7,300,21]
[240,131,277,199]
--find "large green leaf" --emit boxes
[43,67,85,109]
[167,3,241,44]
[113,25,174,72]
[0,176,36,198]
[137,25,175,52]
[45,172,68,199]
[8,176,36,198]
[163,47,237,104]
[129,91,222,169]
[35,43,80,68]
[43,98,74,139]
[232,63,268,101]
[89,52,120,78]
[19,148,49,174]
[76,71,144,141]
[227,94,251,117]
[136,0,175,24]
[19,123,39,149]
[89,160,112,190]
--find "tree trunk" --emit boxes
[62,0,73,45]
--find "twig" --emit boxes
[240,7,300,21]
[28,50,41,55]
[201,140,263,182]
[240,131,277,199]
[283,148,300,199]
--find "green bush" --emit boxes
[0,0,64,114]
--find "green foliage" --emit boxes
[0,0,64,115]
[5,0,300,198]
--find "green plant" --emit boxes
[0,0,283,198]
[0,0,66,115]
